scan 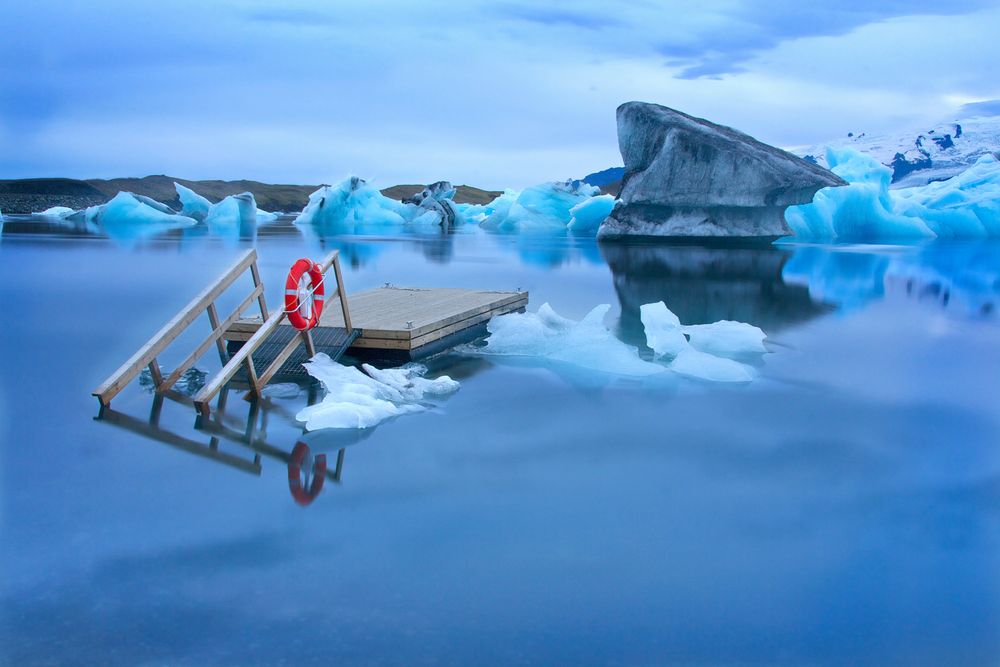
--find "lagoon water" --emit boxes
[1,217,998,666]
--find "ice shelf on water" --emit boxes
[785,149,1000,240]
[472,302,765,383]
[472,181,609,233]
[295,176,452,234]
[296,353,460,430]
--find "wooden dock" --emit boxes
[226,286,528,361]
[91,248,528,418]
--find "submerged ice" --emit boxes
[474,301,766,383]
[296,353,459,430]
[786,149,1000,239]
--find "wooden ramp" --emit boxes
[228,286,528,361]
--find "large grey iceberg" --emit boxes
[599,102,847,238]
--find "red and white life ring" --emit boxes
[288,441,327,506]
[284,258,325,331]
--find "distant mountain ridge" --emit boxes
[0,176,501,214]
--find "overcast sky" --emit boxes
[2,1,999,188]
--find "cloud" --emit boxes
[1,0,998,186]
[960,100,1000,117]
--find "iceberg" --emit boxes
[295,176,418,233]
[479,181,602,233]
[204,192,259,237]
[786,149,1000,239]
[175,182,211,221]
[296,353,459,430]
[403,181,461,226]
[83,192,197,240]
[568,194,616,233]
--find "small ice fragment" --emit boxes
[670,348,756,383]
[296,353,459,430]
[683,320,767,355]
[639,301,688,358]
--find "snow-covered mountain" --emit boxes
[789,112,1000,189]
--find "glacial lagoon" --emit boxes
[1,219,999,665]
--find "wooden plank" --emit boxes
[349,298,527,350]
[319,287,526,339]
[357,292,526,340]
[159,283,265,392]
[249,259,269,320]
[205,303,228,363]
[92,249,258,407]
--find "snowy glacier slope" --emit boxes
[789,113,1000,188]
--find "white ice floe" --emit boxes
[34,206,76,218]
[296,353,459,430]
[480,303,666,377]
[785,149,1000,240]
[476,301,766,383]
[639,301,762,381]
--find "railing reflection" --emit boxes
[95,383,348,507]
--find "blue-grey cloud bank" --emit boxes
[2,1,999,188]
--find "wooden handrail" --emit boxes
[92,249,260,407]
[192,250,348,417]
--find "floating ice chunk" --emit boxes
[296,353,459,430]
[175,182,211,221]
[683,321,767,355]
[34,206,75,218]
[295,176,417,233]
[639,302,687,358]
[480,303,667,377]
[86,192,196,239]
[480,181,602,232]
[786,149,1000,239]
[670,348,756,383]
[568,194,616,233]
[403,181,460,226]
[204,192,259,237]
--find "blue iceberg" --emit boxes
[478,181,603,233]
[175,182,211,221]
[786,149,1000,240]
[82,192,197,240]
[295,176,447,234]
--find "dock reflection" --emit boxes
[94,384,359,507]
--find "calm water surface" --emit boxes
[1,218,998,666]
